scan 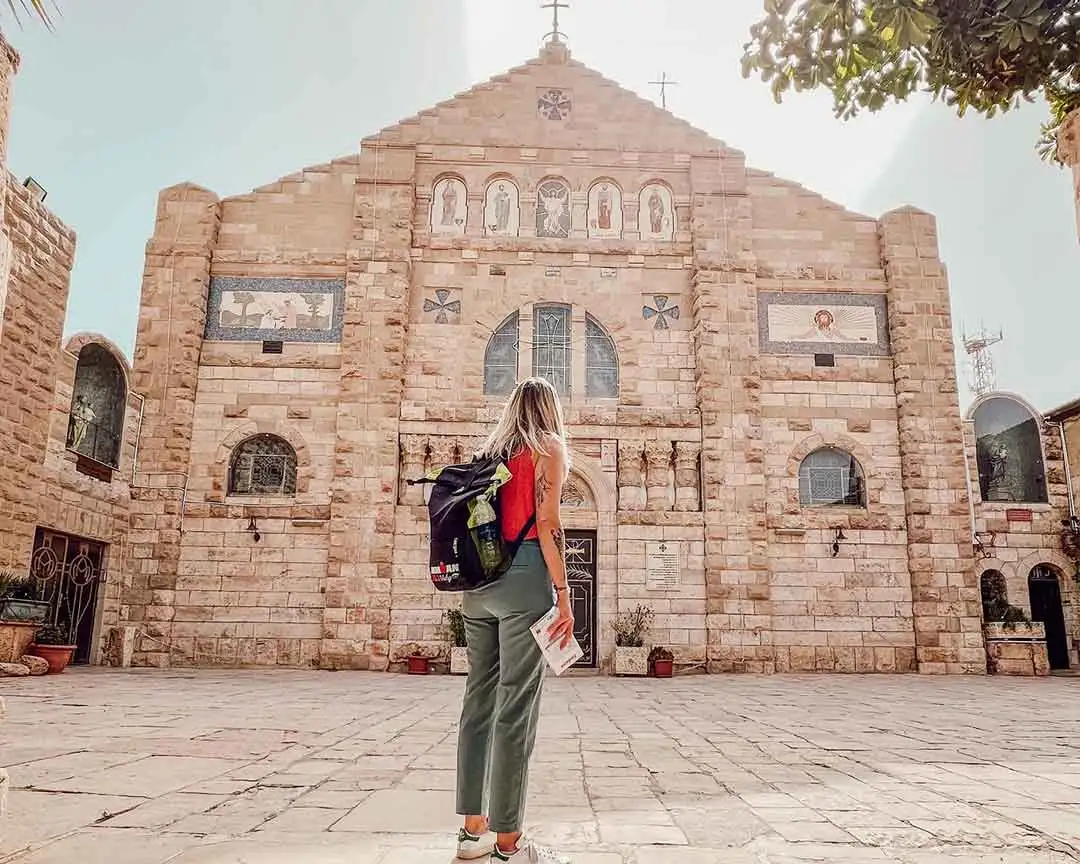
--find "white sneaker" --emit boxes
[491,836,570,863]
[456,825,495,860]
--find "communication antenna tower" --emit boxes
[962,324,1004,397]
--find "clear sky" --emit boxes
[6,0,1078,411]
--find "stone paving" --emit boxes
[1,670,1079,863]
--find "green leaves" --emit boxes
[741,0,1080,162]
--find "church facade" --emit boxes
[4,37,1077,674]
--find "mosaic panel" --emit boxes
[206,277,345,343]
[758,292,889,356]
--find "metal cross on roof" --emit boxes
[649,72,679,110]
[542,0,569,44]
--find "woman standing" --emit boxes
[454,377,576,863]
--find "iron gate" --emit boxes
[30,529,106,664]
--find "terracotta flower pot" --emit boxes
[29,643,76,674]
[653,658,674,678]
[407,655,430,675]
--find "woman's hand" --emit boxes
[547,591,575,649]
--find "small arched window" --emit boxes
[973,396,1047,503]
[67,343,127,468]
[229,435,297,496]
[585,314,618,398]
[798,447,866,507]
[980,570,1007,621]
[483,313,520,397]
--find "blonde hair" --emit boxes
[478,377,569,471]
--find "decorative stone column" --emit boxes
[674,441,702,512]
[644,441,673,511]
[399,435,428,505]
[1059,109,1080,247]
[617,441,645,511]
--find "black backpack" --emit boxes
[408,455,535,592]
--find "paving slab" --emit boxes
[1,669,1079,863]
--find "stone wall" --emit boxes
[965,405,1079,668]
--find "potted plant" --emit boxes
[649,646,674,678]
[444,609,469,676]
[404,643,439,675]
[612,605,653,676]
[29,625,77,673]
[0,571,49,625]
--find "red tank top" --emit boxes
[501,449,539,542]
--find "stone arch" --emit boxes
[63,333,133,389]
[975,557,1016,583]
[214,421,313,497]
[786,433,872,509]
[565,449,615,514]
[66,337,129,468]
[1016,549,1076,598]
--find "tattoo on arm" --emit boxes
[552,528,566,562]
[535,467,552,507]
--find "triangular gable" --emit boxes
[360,42,729,157]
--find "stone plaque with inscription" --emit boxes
[645,541,681,590]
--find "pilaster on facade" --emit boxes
[124,183,222,667]
[689,151,771,673]
[322,143,416,671]
[880,207,984,674]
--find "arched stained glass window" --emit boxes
[973,397,1047,503]
[798,448,866,507]
[483,313,520,397]
[585,314,618,398]
[229,435,297,496]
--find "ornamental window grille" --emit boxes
[798,447,866,507]
[228,435,297,496]
[532,304,572,398]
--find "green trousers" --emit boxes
[456,540,553,833]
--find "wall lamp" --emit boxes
[247,516,261,543]
[23,176,46,203]
[831,528,846,558]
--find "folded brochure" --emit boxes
[530,605,584,675]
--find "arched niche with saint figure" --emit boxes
[67,343,127,468]
[484,178,520,237]
[638,182,675,241]
[535,178,571,239]
[972,395,1048,504]
[430,176,468,235]
[587,180,623,239]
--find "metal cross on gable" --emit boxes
[542,0,569,44]
[423,289,461,324]
[642,295,680,330]
[649,72,679,110]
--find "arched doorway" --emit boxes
[561,473,597,669]
[1028,566,1070,670]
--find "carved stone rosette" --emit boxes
[674,441,702,512]
[644,440,673,511]
[617,441,645,512]
[399,435,428,505]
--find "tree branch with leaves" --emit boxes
[742,0,1080,162]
